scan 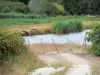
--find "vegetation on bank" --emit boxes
[1,16,99,36]
[0,28,27,65]
[88,24,100,56]
[7,20,84,36]
[53,21,83,34]
[0,28,45,75]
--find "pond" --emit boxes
[24,29,92,45]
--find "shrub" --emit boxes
[0,28,28,65]
[90,43,100,56]
[53,21,83,34]
[0,1,29,13]
[88,24,100,56]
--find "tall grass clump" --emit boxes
[0,28,28,67]
[53,21,83,34]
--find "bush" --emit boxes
[90,43,100,56]
[0,28,28,65]
[53,21,83,34]
[0,1,29,13]
[88,24,100,56]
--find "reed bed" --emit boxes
[53,21,83,34]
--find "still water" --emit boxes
[24,30,92,45]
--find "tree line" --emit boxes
[1,0,100,15]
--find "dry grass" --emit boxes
[51,61,72,75]
[0,52,45,75]
[82,21,100,29]
[8,23,53,34]
[1,43,84,75]
[7,21,100,35]
[91,64,100,75]
[29,44,89,54]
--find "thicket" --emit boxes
[53,21,83,34]
[89,24,100,56]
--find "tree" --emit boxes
[29,0,66,16]
[62,0,100,15]
[62,0,80,15]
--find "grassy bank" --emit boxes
[1,16,100,35]
[0,28,45,75]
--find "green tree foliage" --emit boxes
[62,0,81,15]
[1,0,100,15]
[29,0,66,16]
[62,0,100,15]
[5,0,30,4]
[89,24,100,56]
[0,1,29,13]
[42,2,66,16]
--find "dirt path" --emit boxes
[39,51,91,75]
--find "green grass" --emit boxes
[0,16,100,27]
[0,13,48,19]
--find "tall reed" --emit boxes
[53,21,83,34]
